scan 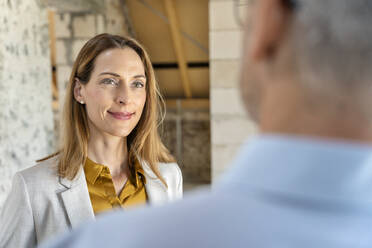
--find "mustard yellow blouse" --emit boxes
[84,158,147,215]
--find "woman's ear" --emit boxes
[249,0,292,62]
[73,78,85,104]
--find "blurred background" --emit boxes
[0,0,256,210]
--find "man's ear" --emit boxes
[249,0,292,62]
[73,78,85,104]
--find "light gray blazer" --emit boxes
[0,156,182,248]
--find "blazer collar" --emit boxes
[59,172,79,189]
[58,160,170,222]
[58,167,95,228]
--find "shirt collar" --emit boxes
[132,158,146,186]
[84,158,105,185]
[84,157,146,186]
[220,134,372,203]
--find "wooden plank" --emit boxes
[163,0,192,98]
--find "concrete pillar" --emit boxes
[0,0,54,210]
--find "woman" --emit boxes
[0,33,182,247]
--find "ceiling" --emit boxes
[126,0,209,99]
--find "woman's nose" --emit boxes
[116,86,130,105]
[118,97,127,105]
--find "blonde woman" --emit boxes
[0,33,182,248]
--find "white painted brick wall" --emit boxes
[210,60,241,88]
[57,65,72,108]
[73,15,96,38]
[71,39,88,61]
[210,1,240,31]
[210,88,246,116]
[96,14,105,34]
[212,144,243,181]
[55,13,71,38]
[209,0,257,182]
[210,30,243,60]
[211,117,256,145]
[56,40,67,64]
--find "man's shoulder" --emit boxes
[44,183,372,248]
[111,187,372,247]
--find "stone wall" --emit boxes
[162,100,210,185]
[0,0,54,210]
[209,0,257,181]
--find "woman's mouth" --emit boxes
[108,111,134,120]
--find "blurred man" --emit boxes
[45,0,372,247]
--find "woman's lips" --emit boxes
[108,111,134,120]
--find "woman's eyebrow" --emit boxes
[98,72,146,80]
[99,72,120,77]
[133,75,146,80]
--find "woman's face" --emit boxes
[75,48,147,138]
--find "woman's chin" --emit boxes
[106,129,132,138]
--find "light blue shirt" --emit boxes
[43,135,372,248]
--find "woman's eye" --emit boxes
[133,81,144,88]
[102,78,118,85]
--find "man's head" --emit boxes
[241,0,372,139]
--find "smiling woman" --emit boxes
[0,34,183,248]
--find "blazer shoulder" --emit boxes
[18,156,60,187]
[141,160,182,186]
[157,162,182,180]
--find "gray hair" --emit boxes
[290,0,372,100]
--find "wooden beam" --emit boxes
[166,99,209,110]
[163,0,192,98]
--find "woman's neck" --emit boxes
[87,131,128,176]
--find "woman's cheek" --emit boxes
[139,91,147,107]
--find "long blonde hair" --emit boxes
[42,33,174,186]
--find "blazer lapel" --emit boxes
[59,168,95,228]
[145,178,168,205]
[140,160,168,205]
